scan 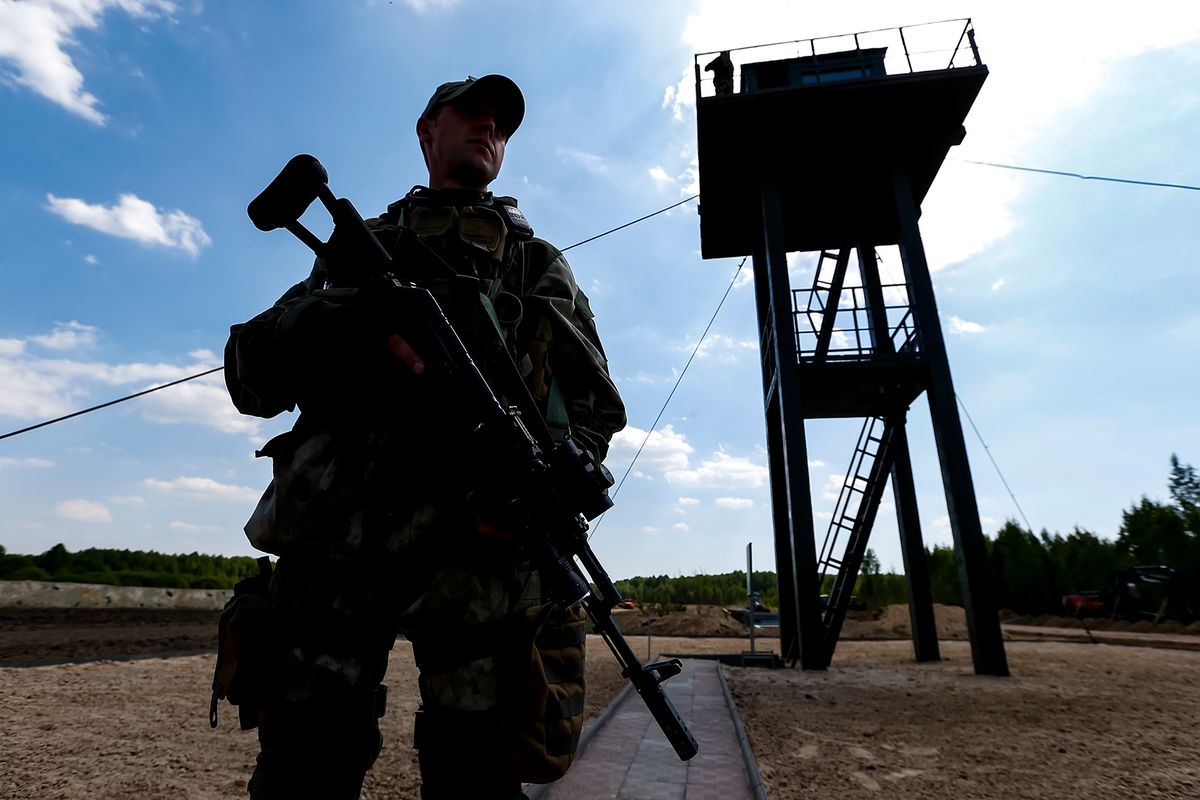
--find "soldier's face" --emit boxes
[419,97,508,191]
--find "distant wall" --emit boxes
[0,580,231,610]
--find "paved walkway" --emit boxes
[532,659,758,800]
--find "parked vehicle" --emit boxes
[1062,565,1179,621]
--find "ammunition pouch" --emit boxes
[210,556,275,730]
[509,602,587,783]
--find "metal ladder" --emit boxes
[815,414,902,654]
[802,248,852,362]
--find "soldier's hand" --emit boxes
[386,334,426,375]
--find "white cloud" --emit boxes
[169,520,221,532]
[110,495,145,506]
[0,457,55,469]
[55,498,112,523]
[673,522,690,531]
[642,525,660,533]
[137,372,260,436]
[398,0,459,12]
[46,193,212,256]
[676,497,700,506]
[0,329,254,438]
[992,278,1006,292]
[606,424,694,471]
[681,155,700,196]
[787,252,819,284]
[83,254,99,265]
[947,315,986,335]
[0,0,177,125]
[619,368,677,386]
[29,321,98,351]
[822,474,848,503]
[733,264,753,289]
[661,82,679,117]
[142,476,261,504]
[557,147,609,175]
[648,166,673,187]
[682,333,757,364]
[714,497,754,509]
[665,450,769,489]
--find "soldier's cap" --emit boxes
[421,75,525,138]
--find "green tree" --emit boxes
[926,545,963,607]
[990,521,1056,614]
[1116,498,1189,566]
[1041,527,1118,595]
[1169,454,1200,534]
[36,543,70,576]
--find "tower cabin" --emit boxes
[696,24,986,259]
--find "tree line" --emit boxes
[618,455,1199,620]
[0,543,259,590]
[4,456,1196,615]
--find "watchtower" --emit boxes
[694,20,1008,675]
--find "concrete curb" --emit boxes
[717,663,769,800]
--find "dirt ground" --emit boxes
[2,604,1198,798]
[726,640,1200,799]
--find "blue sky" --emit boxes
[1,0,1198,583]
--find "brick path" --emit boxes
[531,659,758,800]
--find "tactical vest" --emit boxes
[375,187,569,436]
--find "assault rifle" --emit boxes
[248,155,699,761]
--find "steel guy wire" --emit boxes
[590,256,748,539]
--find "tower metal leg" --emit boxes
[856,244,940,663]
[754,179,825,670]
[891,168,1008,676]
[890,428,941,662]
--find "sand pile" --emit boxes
[611,604,748,637]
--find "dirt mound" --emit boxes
[611,604,748,637]
[610,603,971,640]
[849,604,969,642]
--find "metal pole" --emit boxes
[746,542,757,654]
[898,27,914,73]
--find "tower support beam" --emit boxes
[857,244,940,662]
[890,428,941,662]
[753,179,825,669]
[891,167,1008,676]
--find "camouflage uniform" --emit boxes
[224,186,626,799]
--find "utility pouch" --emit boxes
[508,602,588,783]
[210,556,275,731]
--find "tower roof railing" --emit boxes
[693,18,980,100]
